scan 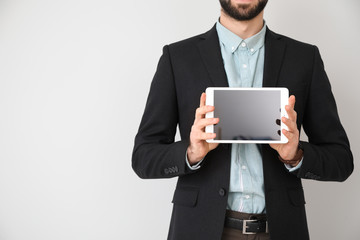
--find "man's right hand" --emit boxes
[187,92,220,165]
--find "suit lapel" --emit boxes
[262,28,286,87]
[261,29,287,181]
[197,25,229,87]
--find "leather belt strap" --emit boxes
[224,216,268,234]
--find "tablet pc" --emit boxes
[205,87,289,144]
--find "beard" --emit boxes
[219,0,268,21]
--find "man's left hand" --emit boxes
[270,95,302,167]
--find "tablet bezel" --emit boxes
[205,87,289,144]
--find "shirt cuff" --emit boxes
[185,151,204,170]
[284,157,303,172]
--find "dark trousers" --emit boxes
[221,210,270,240]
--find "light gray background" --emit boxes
[0,0,359,239]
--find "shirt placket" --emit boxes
[237,41,256,213]
[238,41,251,88]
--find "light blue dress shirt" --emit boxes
[216,21,267,214]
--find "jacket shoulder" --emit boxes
[269,29,316,50]
[166,25,216,52]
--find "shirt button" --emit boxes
[241,42,246,47]
[250,48,254,52]
[242,64,247,68]
[245,195,250,199]
[219,188,226,197]
[242,166,247,170]
[231,46,235,51]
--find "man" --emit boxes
[132,0,354,239]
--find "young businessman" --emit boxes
[132,0,353,239]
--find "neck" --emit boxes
[219,10,264,39]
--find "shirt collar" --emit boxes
[216,20,267,54]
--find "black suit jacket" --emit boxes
[132,25,353,240]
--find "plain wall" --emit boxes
[0,0,359,239]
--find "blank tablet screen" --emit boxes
[213,89,281,141]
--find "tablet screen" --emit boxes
[213,89,281,141]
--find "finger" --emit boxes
[285,96,296,120]
[199,92,206,108]
[285,104,297,122]
[204,132,216,140]
[192,130,216,141]
[282,129,292,142]
[282,116,298,133]
[200,132,216,140]
[282,128,297,141]
[195,117,219,129]
[288,95,296,109]
[195,105,215,121]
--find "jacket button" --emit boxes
[219,188,226,197]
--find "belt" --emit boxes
[224,216,269,234]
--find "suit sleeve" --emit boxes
[295,46,354,181]
[132,45,195,179]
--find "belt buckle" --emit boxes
[242,219,257,235]
[242,219,269,234]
